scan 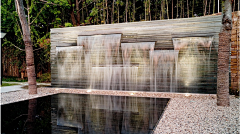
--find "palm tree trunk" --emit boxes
[15,0,37,94]
[217,0,232,107]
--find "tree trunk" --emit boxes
[217,0,232,107]
[118,5,119,23]
[192,0,194,17]
[106,0,109,24]
[182,0,184,18]
[187,0,189,18]
[155,0,157,20]
[149,0,151,21]
[15,0,37,94]
[82,1,84,23]
[103,0,106,24]
[209,0,211,15]
[126,0,128,22]
[133,0,135,21]
[111,0,115,23]
[213,0,215,14]
[204,0,207,16]
[233,0,235,11]
[166,0,169,19]
[76,0,81,25]
[177,0,178,18]
[145,0,147,20]
[172,0,173,19]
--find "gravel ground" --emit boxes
[1,87,239,133]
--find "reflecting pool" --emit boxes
[2,94,170,134]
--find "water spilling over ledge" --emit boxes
[55,34,216,93]
[51,15,226,93]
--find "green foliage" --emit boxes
[90,7,98,16]
[65,22,73,27]
[38,73,51,82]
[1,83,19,87]
[2,77,28,82]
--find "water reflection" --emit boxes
[53,94,169,134]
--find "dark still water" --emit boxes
[1,94,170,134]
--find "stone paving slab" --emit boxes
[1,87,239,133]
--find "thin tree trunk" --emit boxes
[126,0,128,22]
[204,0,207,16]
[177,0,178,18]
[172,0,173,19]
[166,0,169,19]
[111,0,115,23]
[192,0,194,17]
[233,0,235,11]
[182,0,184,18]
[133,0,135,21]
[76,0,81,25]
[145,0,147,20]
[15,0,37,94]
[161,0,165,19]
[106,0,108,24]
[155,0,157,20]
[209,0,211,15]
[149,0,151,21]
[217,0,232,107]
[187,0,189,18]
[82,1,84,23]
[213,0,215,14]
[180,0,182,18]
[69,0,77,25]
[103,0,106,24]
[118,5,119,23]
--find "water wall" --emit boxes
[51,15,225,93]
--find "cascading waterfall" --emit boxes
[172,37,214,91]
[78,34,122,90]
[56,34,216,93]
[150,50,179,92]
[121,42,155,91]
[56,46,83,86]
